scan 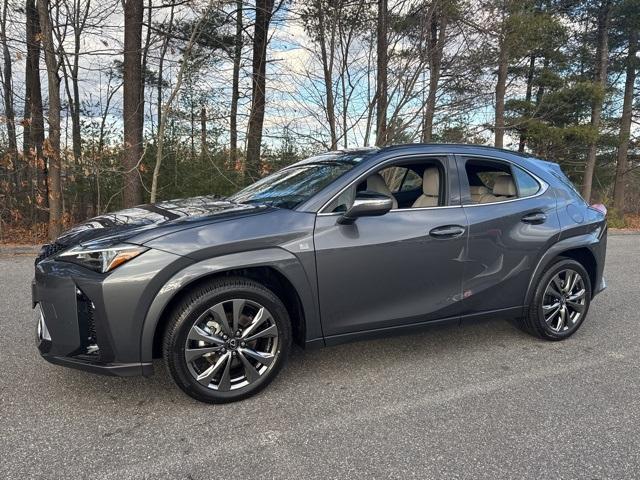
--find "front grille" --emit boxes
[35,242,66,265]
[76,288,99,356]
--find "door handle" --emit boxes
[429,225,466,238]
[521,212,547,224]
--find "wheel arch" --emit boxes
[525,232,601,306]
[140,248,322,365]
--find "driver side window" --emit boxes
[325,158,446,213]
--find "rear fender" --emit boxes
[524,228,605,307]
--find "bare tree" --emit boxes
[375,0,387,146]
[150,0,216,203]
[582,0,612,202]
[494,6,508,148]
[156,1,176,139]
[37,0,63,238]
[421,2,448,143]
[613,26,638,211]
[1,0,17,165]
[229,0,243,165]
[24,0,47,215]
[246,0,276,179]
[122,0,144,207]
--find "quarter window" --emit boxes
[513,166,541,197]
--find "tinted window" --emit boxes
[513,167,540,197]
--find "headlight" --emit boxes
[57,244,148,273]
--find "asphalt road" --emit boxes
[1,235,639,479]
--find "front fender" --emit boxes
[139,247,322,365]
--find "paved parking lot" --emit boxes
[1,235,639,479]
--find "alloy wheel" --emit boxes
[542,269,587,333]
[184,299,279,391]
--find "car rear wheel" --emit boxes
[163,277,291,403]
[518,258,592,340]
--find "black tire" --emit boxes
[163,277,291,403]
[517,258,592,341]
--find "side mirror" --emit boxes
[338,191,393,225]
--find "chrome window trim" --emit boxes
[459,154,549,207]
[317,153,450,216]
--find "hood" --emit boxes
[51,196,266,249]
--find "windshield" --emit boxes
[228,151,373,209]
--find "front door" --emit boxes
[313,156,468,338]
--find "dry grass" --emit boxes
[0,223,48,246]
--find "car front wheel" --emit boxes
[519,258,592,340]
[163,277,291,403]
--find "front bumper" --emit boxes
[33,282,153,377]
[593,275,607,296]
[32,247,189,377]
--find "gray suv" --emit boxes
[32,144,607,403]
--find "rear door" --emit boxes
[456,154,561,317]
[313,155,468,338]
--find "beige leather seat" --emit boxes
[478,174,516,203]
[366,173,398,209]
[493,174,516,198]
[411,167,440,208]
[469,185,490,203]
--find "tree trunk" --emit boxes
[25,0,46,216]
[122,0,144,207]
[229,0,242,166]
[613,27,638,211]
[37,0,62,239]
[200,106,207,159]
[494,25,508,149]
[1,0,18,165]
[156,2,175,140]
[582,0,612,202]
[60,0,90,220]
[245,0,275,180]
[421,9,447,143]
[316,0,338,150]
[518,53,536,152]
[375,0,388,146]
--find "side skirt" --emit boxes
[315,305,525,348]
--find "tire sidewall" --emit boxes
[166,280,291,403]
[532,258,592,340]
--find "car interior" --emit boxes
[325,157,541,213]
[326,160,445,212]
[464,159,519,204]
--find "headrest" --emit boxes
[422,167,439,197]
[469,185,490,195]
[493,175,516,196]
[366,173,392,195]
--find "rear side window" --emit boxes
[463,158,541,204]
[513,166,540,197]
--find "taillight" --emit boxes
[590,203,607,216]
